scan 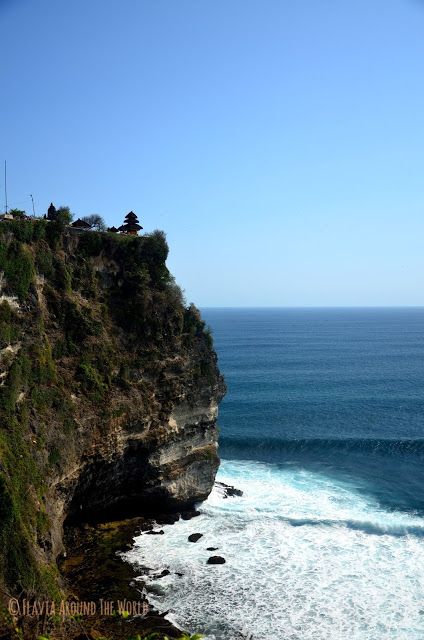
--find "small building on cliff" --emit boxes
[118,211,143,235]
[71,218,91,230]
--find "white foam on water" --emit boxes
[123,459,424,640]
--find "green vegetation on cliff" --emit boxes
[0,219,223,638]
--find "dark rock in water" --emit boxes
[215,481,243,498]
[145,529,164,535]
[207,555,226,564]
[152,569,170,579]
[227,487,243,497]
[181,508,201,520]
[206,546,219,551]
[156,513,179,525]
[188,533,203,542]
[148,583,166,596]
[151,568,171,579]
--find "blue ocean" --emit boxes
[126,308,424,639]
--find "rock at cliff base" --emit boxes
[145,529,165,535]
[181,509,201,520]
[156,513,179,525]
[153,569,170,579]
[207,555,226,564]
[215,481,243,498]
[188,532,203,542]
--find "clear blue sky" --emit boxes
[1,0,424,306]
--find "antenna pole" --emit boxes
[4,161,7,214]
[29,194,35,217]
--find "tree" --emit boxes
[56,206,73,225]
[82,214,106,232]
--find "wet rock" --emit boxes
[145,529,164,535]
[181,508,201,520]
[156,513,179,525]
[207,555,226,564]
[152,568,171,579]
[188,533,203,542]
[215,481,243,498]
[148,583,166,596]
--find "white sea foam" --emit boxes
[123,459,424,640]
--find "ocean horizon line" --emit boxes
[200,305,424,310]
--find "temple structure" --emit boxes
[118,211,143,236]
[39,205,143,236]
[71,218,91,230]
[46,203,57,221]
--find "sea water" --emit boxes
[124,308,424,639]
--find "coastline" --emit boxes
[8,515,192,640]
[59,515,190,640]
[55,481,242,640]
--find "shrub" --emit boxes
[77,362,107,398]
[35,241,54,277]
[142,230,170,286]
[77,231,104,257]
[0,236,36,300]
[48,447,61,467]
[183,303,204,335]
[53,257,72,292]
[0,301,12,347]
[56,206,73,225]
[32,342,56,385]
[0,476,13,536]
[32,219,47,241]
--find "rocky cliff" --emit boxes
[0,218,225,609]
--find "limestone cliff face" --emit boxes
[63,386,221,524]
[0,220,225,599]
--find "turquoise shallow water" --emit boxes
[126,308,424,639]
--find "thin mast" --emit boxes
[29,194,35,217]
[4,161,7,214]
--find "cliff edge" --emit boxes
[0,218,225,609]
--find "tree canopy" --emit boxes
[82,214,107,232]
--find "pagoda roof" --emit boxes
[124,211,138,220]
[118,222,143,232]
[71,218,91,229]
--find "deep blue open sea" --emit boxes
[126,308,424,640]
